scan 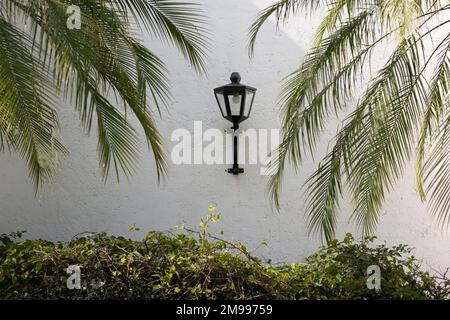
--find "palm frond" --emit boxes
[420,39,450,226]
[248,0,322,57]
[1,0,208,186]
[252,0,450,240]
[345,37,427,236]
[416,35,450,199]
[0,16,66,188]
[267,8,386,211]
[113,0,209,73]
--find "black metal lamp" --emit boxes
[214,72,257,175]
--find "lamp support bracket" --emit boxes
[227,124,244,175]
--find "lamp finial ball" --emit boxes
[230,72,241,84]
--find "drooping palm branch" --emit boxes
[0,0,208,188]
[249,0,450,241]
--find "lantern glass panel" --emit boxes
[228,92,242,116]
[244,90,255,117]
[215,92,226,117]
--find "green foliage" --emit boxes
[1,210,449,300]
[0,0,208,187]
[284,233,450,299]
[250,0,450,241]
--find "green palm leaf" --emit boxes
[251,0,450,241]
[0,16,66,188]
[0,0,208,187]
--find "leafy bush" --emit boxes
[1,206,449,300]
[283,235,450,299]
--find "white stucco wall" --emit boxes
[1,0,449,270]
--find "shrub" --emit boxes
[1,207,449,300]
[282,234,450,299]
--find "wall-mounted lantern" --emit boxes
[214,72,257,175]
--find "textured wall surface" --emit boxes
[1,0,449,269]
